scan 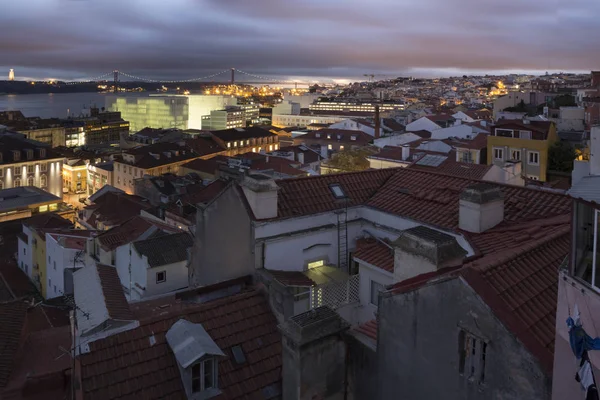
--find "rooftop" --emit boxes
[0,133,62,165]
[0,187,62,213]
[96,215,180,251]
[133,232,194,268]
[79,287,281,400]
[211,126,277,142]
[297,129,373,145]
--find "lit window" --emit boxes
[510,149,521,161]
[528,151,539,165]
[27,165,34,174]
[458,330,487,384]
[328,144,333,150]
[370,280,384,305]
[227,143,231,148]
[40,175,47,187]
[350,135,357,141]
[340,145,344,150]
[27,177,34,186]
[307,260,325,269]
[327,134,332,139]
[493,148,504,160]
[41,163,47,172]
[156,271,166,283]
[269,145,273,151]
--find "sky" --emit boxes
[1,0,599,82]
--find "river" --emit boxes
[0,92,137,119]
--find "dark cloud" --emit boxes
[1,0,598,81]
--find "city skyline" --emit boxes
[1,0,598,81]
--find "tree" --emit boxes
[548,140,576,172]
[504,99,528,113]
[553,94,576,108]
[325,147,374,172]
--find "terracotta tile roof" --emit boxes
[79,289,281,400]
[276,145,323,164]
[365,168,571,231]
[24,214,72,230]
[181,179,230,206]
[267,270,316,287]
[408,158,492,180]
[121,143,199,169]
[446,132,488,150]
[97,216,179,251]
[180,156,229,175]
[461,226,570,374]
[0,300,29,388]
[211,126,277,142]
[353,238,394,273]
[297,129,373,145]
[84,192,152,227]
[492,120,554,139]
[425,113,456,122]
[355,319,378,341]
[96,264,134,321]
[133,232,193,268]
[275,168,397,218]
[184,136,226,157]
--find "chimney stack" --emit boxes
[392,226,467,282]
[279,307,349,400]
[401,144,410,161]
[241,173,279,219]
[459,183,505,233]
[374,105,381,139]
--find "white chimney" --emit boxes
[297,152,305,164]
[402,145,410,161]
[392,226,467,282]
[459,183,504,233]
[320,145,328,159]
[241,173,279,219]
[522,119,530,125]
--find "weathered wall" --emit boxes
[376,278,551,400]
[345,333,378,400]
[189,185,254,287]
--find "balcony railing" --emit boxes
[310,274,360,310]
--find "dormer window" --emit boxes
[350,135,357,141]
[12,150,20,161]
[192,359,215,393]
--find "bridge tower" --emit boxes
[113,70,119,93]
[231,68,235,85]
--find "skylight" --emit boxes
[329,184,346,199]
[231,345,246,364]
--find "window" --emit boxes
[315,133,321,138]
[307,260,325,269]
[53,261,56,270]
[458,330,487,384]
[327,134,332,139]
[54,285,57,293]
[329,183,346,199]
[14,178,21,188]
[117,177,121,184]
[129,166,132,174]
[156,271,166,283]
[27,176,34,186]
[23,248,26,255]
[27,165,34,174]
[49,278,51,288]
[510,149,521,161]
[227,142,231,148]
[0,181,3,190]
[495,129,513,138]
[528,151,539,165]
[340,145,344,150]
[327,144,333,150]
[191,359,216,393]
[493,147,504,160]
[519,130,532,140]
[0,168,3,178]
[460,151,473,163]
[370,280,384,305]
[40,175,47,187]
[48,256,51,263]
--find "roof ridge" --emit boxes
[274,166,401,184]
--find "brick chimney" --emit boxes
[374,105,381,139]
[392,226,467,282]
[279,307,349,400]
[459,183,505,233]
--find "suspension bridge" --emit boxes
[63,68,313,89]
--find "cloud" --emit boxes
[1,0,598,80]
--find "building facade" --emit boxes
[106,95,189,133]
[0,133,64,197]
[201,107,245,130]
[86,162,113,196]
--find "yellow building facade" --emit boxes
[487,121,558,182]
[62,160,88,193]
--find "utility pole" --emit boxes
[113,70,119,93]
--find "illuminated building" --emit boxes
[309,101,404,113]
[8,69,14,81]
[87,162,113,196]
[62,159,88,194]
[106,95,189,133]
[185,94,238,129]
[201,107,246,130]
[0,132,64,198]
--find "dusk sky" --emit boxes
[1,0,599,82]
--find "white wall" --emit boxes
[374,133,421,148]
[186,95,237,129]
[144,260,188,297]
[329,120,375,136]
[17,226,33,280]
[405,117,441,133]
[452,111,476,123]
[357,262,394,324]
[368,157,410,169]
[430,124,475,140]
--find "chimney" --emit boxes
[459,183,505,233]
[279,307,349,400]
[297,152,305,165]
[401,144,410,161]
[320,145,328,159]
[241,173,279,219]
[522,118,530,125]
[374,105,381,138]
[392,226,467,282]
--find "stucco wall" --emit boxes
[357,262,393,324]
[189,185,254,287]
[144,260,188,297]
[377,277,551,400]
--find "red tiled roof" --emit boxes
[425,113,456,122]
[84,192,152,227]
[181,179,230,206]
[184,136,226,157]
[353,238,394,273]
[298,129,373,145]
[268,270,315,286]
[96,264,134,321]
[408,158,492,180]
[275,168,397,218]
[0,300,29,388]
[79,289,281,400]
[461,226,570,374]
[181,156,229,175]
[24,214,72,230]
[365,168,571,231]
[96,216,179,251]
[355,319,378,341]
[446,132,488,150]
[277,145,323,165]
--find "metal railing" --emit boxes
[310,274,360,310]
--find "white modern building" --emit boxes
[106,95,189,133]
